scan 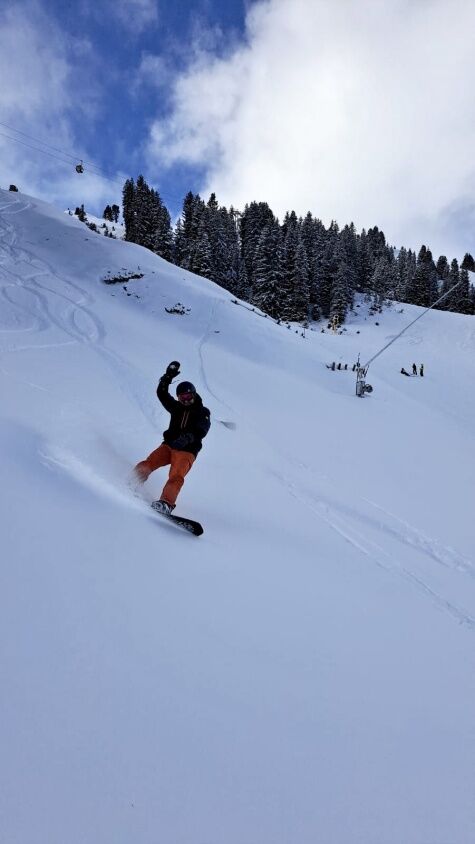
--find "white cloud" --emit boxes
[147,0,475,259]
[0,4,70,118]
[0,3,117,212]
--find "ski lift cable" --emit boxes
[0,131,81,168]
[0,119,187,206]
[363,276,466,372]
[0,119,87,165]
[0,129,120,182]
[0,119,121,178]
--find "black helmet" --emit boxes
[176,381,196,396]
[176,381,196,404]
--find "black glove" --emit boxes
[165,360,180,378]
[158,361,180,391]
[170,433,194,449]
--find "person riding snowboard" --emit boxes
[133,361,210,514]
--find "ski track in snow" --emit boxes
[198,299,234,413]
[196,297,241,431]
[0,207,104,345]
[196,300,474,632]
[363,497,475,578]
[274,467,475,630]
[197,305,475,630]
[0,198,158,426]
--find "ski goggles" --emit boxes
[177,392,195,404]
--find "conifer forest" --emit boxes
[119,176,475,324]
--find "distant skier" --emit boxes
[400,367,410,376]
[419,364,424,377]
[133,361,211,514]
[412,363,417,375]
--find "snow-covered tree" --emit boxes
[252,222,283,319]
[240,201,276,294]
[440,258,459,310]
[451,268,472,314]
[461,253,475,272]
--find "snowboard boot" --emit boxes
[152,499,176,516]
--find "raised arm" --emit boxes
[156,361,180,412]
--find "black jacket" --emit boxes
[157,377,210,456]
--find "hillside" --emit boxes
[1,188,474,844]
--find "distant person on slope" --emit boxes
[400,367,410,376]
[133,361,211,514]
[412,363,417,375]
[419,364,424,377]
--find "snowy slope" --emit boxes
[1,188,474,844]
[71,209,125,240]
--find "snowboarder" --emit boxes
[400,367,410,376]
[419,364,424,377]
[412,363,417,375]
[133,361,211,514]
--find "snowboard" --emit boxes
[151,501,204,536]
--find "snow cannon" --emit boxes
[355,365,372,397]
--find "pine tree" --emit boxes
[396,247,409,301]
[122,178,136,241]
[252,222,283,319]
[340,224,358,293]
[173,218,187,266]
[237,260,250,302]
[181,192,205,273]
[330,261,349,324]
[151,190,173,261]
[408,246,438,306]
[318,242,337,319]
[121,175,172,259]
[366,226,387,271]
[193,222,213,279]
[436,255,450,281]
[470,283,475,315]
[280,218,301,320]
[407,249,417,297]
[218,207,240,294]
[461,253,475,272]
[441,258,459,310]
[290,240,310,321]
[133,175,153,249]
[203,197,233,289]
[239,201,276,294]
[301,213,326,319]
[452,268,472,314]
[177,192,196,269]
[356,230,371,292]
[434,255,450,310]
[371,256,392,305]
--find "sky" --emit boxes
[1,0,475,262]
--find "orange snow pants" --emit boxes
[134,444,195,506]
